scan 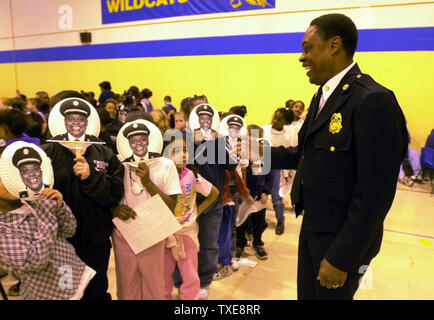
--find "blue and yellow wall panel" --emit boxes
[0,0,433,149]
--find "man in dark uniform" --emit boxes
[122,122,161,162]
[41,94,124,300]
[193,104,217,143]
[12,146,49,198]
[50,98,100,142]
[267,14,408,299]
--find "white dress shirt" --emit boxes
[67,133,85,141]
[317,61,356,117]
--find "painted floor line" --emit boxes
[281,210,434,240]
[383,228,434,240]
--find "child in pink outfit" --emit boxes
[164,137,219,300]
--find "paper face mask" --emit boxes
[47,97,106,156]
[48,97,101,140]
[189,104,220,134]
[0,142,54,200]
[117,119,163,166]
[219,114,247,139]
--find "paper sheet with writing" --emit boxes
[113,194,181,255]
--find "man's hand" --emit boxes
[317,258,347,289]
[136,162,151,187]
[112,205,137,221]
[73,157,90,180]
[40,188,63,208]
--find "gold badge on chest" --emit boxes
[329,113,343,134]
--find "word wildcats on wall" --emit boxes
[101,0,276,24]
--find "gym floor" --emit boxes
[2,182,433,300]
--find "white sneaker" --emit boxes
[213,265,233,281]
[231,258,240,271]
[199,287,209,300]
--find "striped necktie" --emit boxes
[315,87,326,119]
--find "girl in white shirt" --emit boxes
[262,107,294,234]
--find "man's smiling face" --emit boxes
[128,134,149,158]
[228,124,241,139]
[19,163,43,192]
[64,113,88,139]
[199,114,212,130]
[299,25,334,86]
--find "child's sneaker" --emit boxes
[246,232,252,247]
[399,176,414,187]
[213,265,233,281]
[235,247,244,259]
[199,287,209,300]
[253,245,268,260]
[231,258,240,271]
[411,174,423,183]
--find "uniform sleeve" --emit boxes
[81,146,125,208]
[270,146,299,170]
[325,89,407,272]
[195,174,213,197]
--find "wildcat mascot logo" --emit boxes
[230,0,267,8]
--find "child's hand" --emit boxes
[40,188,63,208]
[194,130,204,144]
[73,157,90,180]
[237,137,263,161]
[244,195,255,207]
[112,205,137,221]
[136,162,151,187]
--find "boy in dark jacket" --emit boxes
[41,92,124,300]
[236,125,273,260]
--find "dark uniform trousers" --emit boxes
[77,243,112,300]
[297,230,370,300]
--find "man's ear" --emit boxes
[329,35,343,56]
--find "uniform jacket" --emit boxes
[122,152,162,163]
[19,184,50,199]
[50,133,102,142]
[270,64,408,271]
[40,142,125,252]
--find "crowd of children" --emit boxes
[0,83,307,300]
